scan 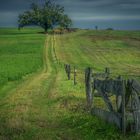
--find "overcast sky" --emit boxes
[0,0,140,30]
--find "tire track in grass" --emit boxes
[0,35,59,140]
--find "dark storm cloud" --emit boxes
[0,0,140,29]
[0,0,42,12]
[58,0,140,19]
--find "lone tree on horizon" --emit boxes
[18,0,72,32]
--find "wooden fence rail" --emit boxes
[91,108,122,129]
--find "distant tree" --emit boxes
[95,25,98,30]
[18,0,72,32]
[106,28,114,31]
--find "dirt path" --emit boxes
[5,36,52,104]
[0,35,61,140]
[1,33,135,140]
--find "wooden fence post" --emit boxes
[74,66,77,85]
[85,67,93,108]
[121,80,126,135]
[64,64,71,80]
[67,64,71,80]
[105,67,110,78]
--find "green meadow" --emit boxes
[55,30,140,79]
[0,28,45,87]
[0,28,140,140]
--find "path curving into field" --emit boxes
[1,32,137,140]
[0,35,63,140]
[1,34,88,140]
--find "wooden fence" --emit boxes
[64,64,140,134]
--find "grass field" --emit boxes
[0,28,140,140]
[0,28,45,87]
[55,30,140,79]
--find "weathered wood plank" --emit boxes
[125,79,133,107]
[116,95,122,112]
[91,107,122,128]
[131,89,140,133]
[132,80,140,95]
[99,90,114,112]
[93,78,125,112]
[94,79,124,96]
[116,79,124,113]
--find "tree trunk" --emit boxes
[44,27,48,33]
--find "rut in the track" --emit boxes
[0,35,61,139]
